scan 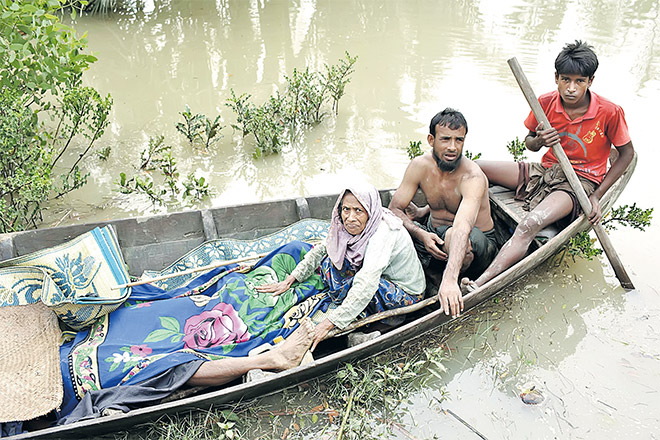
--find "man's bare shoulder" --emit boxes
[409,152,436,169]
[462,158,488,179]
[458,159,488,192]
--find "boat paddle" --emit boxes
[507,57,635,290]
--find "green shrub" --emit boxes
[0,0,111,232]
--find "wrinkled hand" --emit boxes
[535,122,560,148]
[255,275,295,296]
[422,231,447,261]
[588,193,602,224]
[310,318,335,352]
[438,280,463,318]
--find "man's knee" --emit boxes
[516,211,546,239]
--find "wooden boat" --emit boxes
[1,153,636,439]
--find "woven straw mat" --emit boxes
[0,302,63,422]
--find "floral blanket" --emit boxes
[58,241,332,418]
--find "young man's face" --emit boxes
[555,72,593,107]
[428,124,466,172]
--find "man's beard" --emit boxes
[433,149,463,172]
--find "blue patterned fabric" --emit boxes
[0,226,131,330]
[58,241,332,419]
[320,256,421,318]
[142,219,330,291]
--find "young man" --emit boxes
[464,40,634,291]
[389,109,501,318]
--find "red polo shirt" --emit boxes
[524,90,631,184]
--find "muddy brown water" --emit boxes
[51,1,660,438]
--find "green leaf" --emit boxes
[160,316,181,333]
[270,253,298,281]
[144,328,176,343]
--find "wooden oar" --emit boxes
[507,57,635,290]
[112,252,269,289]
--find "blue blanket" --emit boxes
[58,241,331,418]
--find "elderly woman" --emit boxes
[257,183,426,350]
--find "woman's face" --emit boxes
[340,192,369,235]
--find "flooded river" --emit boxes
[58,0,659,438]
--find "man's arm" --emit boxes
[587,141,634,223]
[438,173,487,317]
[389,159,447,260]
[525,123,560,152]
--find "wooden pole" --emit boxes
[507,57,635,290]
[112,252,269,289]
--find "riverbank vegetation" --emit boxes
[0,0,111,233]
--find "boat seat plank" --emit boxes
[489,185,560,240]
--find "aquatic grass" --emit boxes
[117,339,446,440]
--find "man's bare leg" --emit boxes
[462,191,574,290]
[187,319,314,387]
[475,160,520,189]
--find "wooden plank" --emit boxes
[113,212,205,247]
[122,238,207,276]
[488,185,512,194]
[306,195,337,219]
[0,236,15,262]
[201,209,219,241]
[211,200,299,237]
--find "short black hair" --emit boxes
[555,40,599,78]
[429,108,468,136]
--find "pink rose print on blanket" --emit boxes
[183,303,250,349]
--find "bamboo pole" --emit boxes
[507,57,635,290]
[112,252,269,289]
[326,297,439,339]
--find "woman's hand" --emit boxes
[255,275,296,296]
[310,318,335,352]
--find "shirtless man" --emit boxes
[389,109,502,318]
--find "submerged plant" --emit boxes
[116,173,166,205]
[175,105,205,145]
[323,51,358,115]
[506,137,527,162]
[96,146,112,161]
[227,52,357,159]
[139,135,170,170]
[464,149,482,160]
[406,140,423,159]
[602,203,653,232]
[557,203,653,263]
[182,173,210,201]
[116,136,211,207]
[226,90,254,138]
[202,115,224,150]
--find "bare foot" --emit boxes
[460,277,478,295]
[269,319,314,370]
